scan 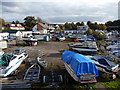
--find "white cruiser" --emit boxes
[0,52,28,77]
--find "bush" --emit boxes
[93,31,105,40]
[102,79,120,89]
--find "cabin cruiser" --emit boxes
[86,55,119,73]
[69,41,98,53]
[62,50,98,83]
[0,52,28,77]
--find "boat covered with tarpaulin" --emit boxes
[61,50,98,83]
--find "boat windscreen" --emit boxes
[98,59,110,66]
[105,59,117,67]
[13,50,20,54]
[0,56,8,66]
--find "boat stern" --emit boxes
[0,68,7,77]
[112,64,120,72]
[80,74,97,84]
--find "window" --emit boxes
[98,59,109,66]
[11,56,17,60]
[18,56,23,59]
[91,58,97,61]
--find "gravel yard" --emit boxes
[1,40,69,87]
[1,40,120,89]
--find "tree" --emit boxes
[12,21,15,24]
[37,17,44,23]
[93,31,98,39]
[99,24,107,30]
[64,22,72,30]
[0,18,5,26]
[76,22,81,26]
[97,32,104,40]
[71,22,76,30]
[80,21,85,26]
[16,20,20,24]
[105,21,112,26]
[24,16,37,29]
[59,24,65,30]
[87,21,92,26]
[86,28,93,35]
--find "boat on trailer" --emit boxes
[0,52,28,77]
[61,50,99,83]
[24,63,41,82]
[37,57,47,68]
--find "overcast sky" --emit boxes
[1,0,120,24]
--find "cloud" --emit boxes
[1,0,119,23]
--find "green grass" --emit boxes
[90,84,98,90]
[102,79,120,89]
[73,84,97,89]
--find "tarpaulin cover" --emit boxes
[61,50,99,78]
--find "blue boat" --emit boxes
[61,50,98,83]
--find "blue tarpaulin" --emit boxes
[61,50,99,78]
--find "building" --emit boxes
[77,25,89,33]
[64,30,77,34]
[33,23,49,34]
[9,24,25,30]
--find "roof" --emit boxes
[38,23,48,28]
[10,24,24,28]
[2,30,19,33]
[61,50,99,78]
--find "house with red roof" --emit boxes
[9,24,25,30]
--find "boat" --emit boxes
[111,49,120,57]
[37,57,47,68]
[86,55,119,73]
[12,48,26,55]
[61,50,98,83]
[24,63,41,82]
[52,33,65,41]
[106,44,120,50]
[69,41,98,53]
[23,38,38,46]
[0,52,28,77]
[0,48,4,55]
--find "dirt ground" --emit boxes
[2,40,69,82]
[5,40,69,67]
[2,40,115,89]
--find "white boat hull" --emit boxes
[64,63,97,83]
[0,53,28,77]
[64,63,80,82]
[37,57,47,68]
[72,47,97,52]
